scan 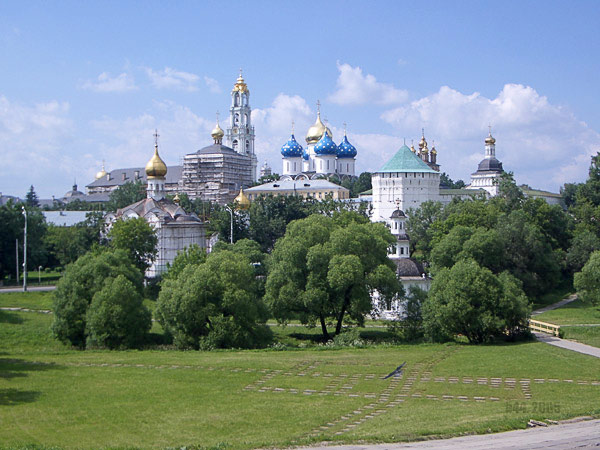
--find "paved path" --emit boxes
[292,418,600,450]
[532,294,577,316]
[0,285,55,293]
[533,332,600,358]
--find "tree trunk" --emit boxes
[335,292,351,335]
[320,314,330,341]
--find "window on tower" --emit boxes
[233,140,238,150]
[234,94,240,107]
[235,113,239,125]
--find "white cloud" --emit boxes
[146,67,200,91]
[381,84,600,191]
[204,76,221,94]
[90,101,213,174]
[328,62,409,106]
[82,72,137,93]
[0,95,75,197]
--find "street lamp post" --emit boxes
[21,206,27,292]
[15,239,19,285]
[224,206,234,244]
[38,266,42,284]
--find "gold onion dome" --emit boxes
[485,132,496,145]
[95,162,107,180]
[211,122,225,140]
[145,144,168,179]
[234,188,251,209]
[306,113,332,144]
[233,70,249,94]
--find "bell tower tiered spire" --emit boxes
[226,69,257,181]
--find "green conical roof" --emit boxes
[377,144,437,173]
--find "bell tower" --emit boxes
[226,69,257,181]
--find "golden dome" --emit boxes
[145,144,168,179]
[234,188,251,209]
[233,70,249,94]
[485,133,496,145]
[211,122,224,140]
[173,193,180,204]
[95,162,107,180]
[306,113,333,144]
[431,147,437,155]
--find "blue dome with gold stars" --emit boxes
[281,134,303,157]
[337,135,357,158]
[302,148,309,160]
[314,131,338,155]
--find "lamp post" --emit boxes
[224,205,234,244]
[15,239,19,285]
[38,266,42,284]
[21,206,27,292]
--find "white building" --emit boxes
[105,133,207,278]
[371,143,442,223]
[466,130,504,196]
[225,71,258,182]
[280,108,357,180]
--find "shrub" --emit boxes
[51,250,143,348]
[86,275,152,349]
[574,250,600,306]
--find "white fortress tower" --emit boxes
[226,70,257,181]
[371,143,441,222]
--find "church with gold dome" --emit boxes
[104,132,207,278]
[279,104,358,181]
[87,72,257,205]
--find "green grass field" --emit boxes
[1,292,599,449]
[535,297,600,348]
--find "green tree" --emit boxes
[44,225,90,268]
[265,213,402,340]
[0,202,47,281]
[106,181,145,211]
[163,244,207,281]
[574,251,600,306]
[248,195,311,252]
[108,217,158,274]
[51,250,143,347]
[86,275,152,349]
[25,185,40,207]
[567,229,600,273]
[156,250,271,349]
[497,172,525,211]
[406,201,445,259]
[440,172,465,189]
[430,225,474,271]
[423,259,529,343]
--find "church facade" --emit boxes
[105,133,207,278]
[279,106,357,180]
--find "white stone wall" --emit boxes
[282,157,302,176]
[371,171,441,222]
[314,154,337,175]
[337,158,355,176]
[467,173,500,196]
[148,222,207,278]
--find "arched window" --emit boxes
[234,94,240,107]
[246,140,249,150]
[232,140,238,150]
[234,113,239,125]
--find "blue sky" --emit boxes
[1,0,599,198]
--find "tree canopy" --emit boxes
[106,181,145,211]
[108,217,158,274]
[265,212,402,340]
[156,250,271,349]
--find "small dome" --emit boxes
[485,132,496,145]
[233,71,249,94]
[211,122,225,140]
[95,163,107,180]
[145,145,168,178]
[390,209,405,218]
[477,157,503,172]
[281,134,304,157]
[234,188,251,209]
[337,135,357,158]
[314,131,338,155]
[306,113,332,144]
[419,134,427,149]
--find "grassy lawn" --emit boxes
[0,296,599,449]
[0,291,54,310]
[535,298,600,348]
[531,286,575,311]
